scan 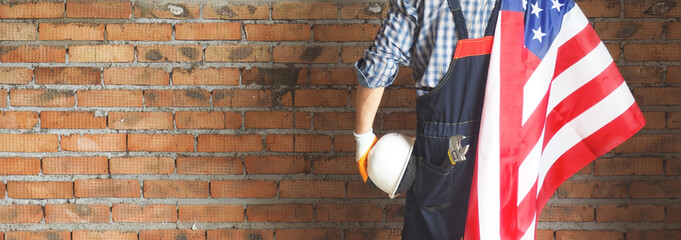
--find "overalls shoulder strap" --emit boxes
[446,0,469,40]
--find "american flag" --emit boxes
[464,0,646,239]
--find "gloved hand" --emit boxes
[354,129,378,183]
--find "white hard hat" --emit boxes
[367,133,417,199]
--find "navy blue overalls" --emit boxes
[402,0,500,239]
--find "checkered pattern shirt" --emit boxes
[355,0,496,96]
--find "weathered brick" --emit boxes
[0,67,32,84]
[144,180,208,198]
[623,0,681,18]
[556,230,624,240]
[539,204,595,222]
[273,45,339,63]
[110,157,175,174]
[0,111,39,129]
[245,24,310,41]
[144,89,210,107]
[41,111,106,129]
[276,229,342,240]
[205,44,270,62]
[242,67,307,85]
[213,89,273,107]
[35,67,101,85]
[172,67,239,85]
[7,181,73,199]
[669,65,681,84]
[75,179,140,198]
[204,3,269,20]
[314,24,380,42]
[197,134,262,152]
[179,204,244,222]
[176,22,241,40]
[334,134,355,152]
[294,135,332,152]
[103,67,169,85]
[137,44,202,62]
[633,87,681,105]
[282,89,348,107]
[594,21,662,40]
[244,156,308,174]
[279,180,345,198]
[73,230,138,240]
[616,134,681,153]
[43,156,108,175]
[345,229,401,240]
[67,0,132,18]
[273,2,337,19]
[577,0,621,18]
[668,21,681,39]
[0,157,40,175]
[0,45,66,63]
[624,43,681,61]
[177,157,242,175]
[45,204,110,223]
[630,180,681,198]
[70,45,135,62]
[106,23,172,41]
[667,158,681,175]
[594,157,664,176]
[626,230,681,240]
[39,23,104,40]
[265,135,293,152]
[341,3,388,19]
[0,2,64,19]
[314,112,354,130]
[596,204,664,222]
[347,180,390,199]
[112,204,177,222]
[0,23,36,40]
[671,112,681,129]
[0,90,5,108]
[317,204,383,222]
[176,111,241,129]
[557,180,628,199]
[310,68,355,85]
[61,133,127,152]
[384,112,417,130]
[135,2,200,19]
[342,45,369,63]
[668,205,681,223]
[108,112,173,130]
[0,205,43,223]
[245,111,295,129]
[618,65,664,84]
[5,231,71,240]
[207,229,273,240]
[211,180,277,198]
[314,156,355,175]
[0,134,59,152]
[140,229,205,240]
[247,204,313,222]
[128,134,194,152]
[10,89,75,107]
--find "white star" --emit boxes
[523,0,528,10]
[532,27,547,43]
[551,0,564,12]
[531,2,543,18]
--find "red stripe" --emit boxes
[537,104,646,210]
[543,63,623,146]
[516,181,537,237]
[454,36,494,59]
[553,24,602,79]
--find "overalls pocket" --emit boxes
[413,157,452,212]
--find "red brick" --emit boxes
[62,133,127,152]
[539,204,595,222]
[0,205,42,223]
[7,181,73,199]
[536,230,554,240]
[625,43,681,61]
[0,134,59,152]
[317,204,382,222]
[594,157,663,176]
[103,67,169,85]
[45,204,110,223]
[173,67,239,85]
[348,180,391,198]
[144,89,210,107]
[247,204,313,222]
[137,44,201,62]
[75,179,140,198]
[73,230,138,240]
[334,134,355,152]
[380,88,417,107]
[626,230,681,240]
[175,111,240,129]
[0,90,5,107]
[616,134,681,153]
[109,112,173,130]
[642,111,665,129]
[128,134,194,152]
[383,112,417,130]
[67,0,132,18]
[0,2,63,19]
[671,112,681,129]
[594,21,662,40]
[0,157,40,175]
[310,68,356,85]
[314,24,380,42]
[39,23,104,40]
[242,67,307,86]
[294,135,332,152]
[342,45,369,63]
[140,229,205,240]
[43,156,108,175]
[345,229,401,240]
[633,87,681,105]
[106,23,172,41]
[213,89,273,107]
[207,229,273,240]
[671,66,681,84]
[668,21,681,39]
[556,230,623,240]
[577,0,621,18]
[204,3,269,20]
[10,89,75,107]
[265,134,293,152]
[618,65,664,84]
[557,181,628,199]
[273,45,339,63]
[341,3,388,19]
[314,156,355,175]
[0,23,36,40]
[5,231,70,240]
[313,112,354,130]
[179,204,243,222]
[176,22,241,40]
[70,45,135,62]
[177,157,242,175]
[244,111,296,129]
[668,206,681,223]
[0,67,32,84]
[144,180,208,198]
[244,156,308,174]
[35,67,100,85]
[624,0,681,18]
[245,24,310,41]
[667,158,681,175]
[211,180,277,198]
[596,204,664,222]
[0,45,65,63]
[0,111,38,129]
[41,111,106,129]
[282,89,348,107]
[205,44,270,62]
[630,180,681,198]
[279,180,345,198]
[110,157,174,174]
[197,134,262,152]
[112,204,177,222]
[273,2,337,19]
[135,2,200,19]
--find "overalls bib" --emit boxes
[402,0,500,239]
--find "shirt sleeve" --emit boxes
[355,0,420,88]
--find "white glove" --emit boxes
[354,129,377,182]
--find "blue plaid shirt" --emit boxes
[355,0,496,96]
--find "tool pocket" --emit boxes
[413,157,452,212]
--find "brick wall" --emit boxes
[0,0,678,239]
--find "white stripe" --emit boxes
[522,7,590,124]
[477,15,503,239]
[547,43,613,114]
[538,83,635,190]
[517,139,541,204]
